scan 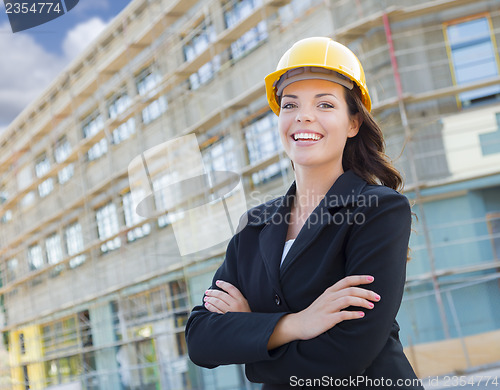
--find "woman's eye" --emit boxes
[319,102,334,109]
[281,102,296,109]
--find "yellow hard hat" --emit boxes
[265,37,371,115]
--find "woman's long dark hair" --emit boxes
[343,85,403,191]
[343,85,415,261]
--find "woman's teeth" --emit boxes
[293,133,322,141]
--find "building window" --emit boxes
[28,244,44,271]
[17,166,35,207]
[54,136,74,184]
[82,111,107,161]
[183,20,220,90]
[6,258,18,283]
[78,310,93,347]
[122,192,151,242]
[202,136,238,173]
[112,118,136,144]
[245,113,280,162]
[42,316,79,376]
[121,291,150,322]
[96,202,121,253]
[142,96,167,125]
[136,68,161,96]
[21,193,35,208]
[152,172,185,228]
[108,90,131,120]
[43,354,81,386]
[244,112,288,185]
[19,333,25,354]
[136,68,167,124]
[65,222,86,268]
[1,209,12,224]
[150,288,168,314]
[46,234,63,265]
[21,365,28,389]
[35,153,54,197]
[487,212,500,260]
[169,280,189,331]
[445,16,500,107]
[0,191,12,223]
[223,0,267,61]
[46,233,64,276]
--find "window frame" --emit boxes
[95,202,121,253]
[182,19,220,90]
[28,244,45,271]
[35,152,54,198]
[45,233,63,266]
[64,221,86,268]
[223,0,268,61]
[443,13,500,108]
[107,89,131,120]
[54,136,74,184]
[82,110,107,162]
[486,212,500,261]
[122,191,151,242]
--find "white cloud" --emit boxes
[0,23,65,128]
[62,17,108,60]
[0,17,109,130]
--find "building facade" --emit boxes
[0,0,500,389]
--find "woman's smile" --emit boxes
[291,130,324,145]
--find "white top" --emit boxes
[280,239,296,266]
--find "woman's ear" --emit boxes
[348,113,362,138]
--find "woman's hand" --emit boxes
[292,275,379,340]
[204,280,251,314]
[268,275,379,350]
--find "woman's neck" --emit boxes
[293,164,344,216]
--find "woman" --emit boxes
[185,37,422,389]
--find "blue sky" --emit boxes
[0,0,132,131]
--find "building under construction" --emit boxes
[1,0,500,388]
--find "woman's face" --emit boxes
[278,79,360,172]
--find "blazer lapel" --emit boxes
[256,182,296,293]
[279,169,367,277]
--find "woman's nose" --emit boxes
[295,107,314,122]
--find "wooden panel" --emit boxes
[405,329,500,377]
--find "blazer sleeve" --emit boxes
[185,232,289,368]
[245,191,412,383]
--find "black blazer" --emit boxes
[185,169,423,389]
